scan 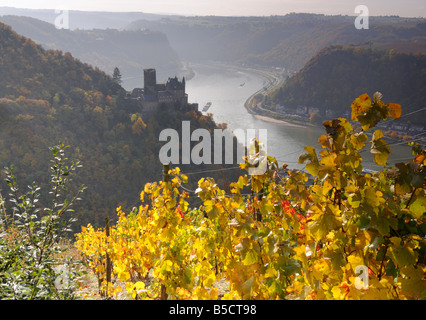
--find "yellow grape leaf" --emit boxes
[204,200,213,212]
[320,153,337,168]
[409,191,426,219]
[361,278,391,300]
[309,208,341,241]
[222,291,241,300]
[243,248,259,265]
[399,266,426,299]
[347,255,365,272]
[134,281,146,291]
[387,102,402,119]
[339,118,352,133]
[331,286,343,299]
[350,132,368,150]
[299,146,319,176]
[370,132,390,166]
[293,245,308,269]
[318,134,330,148]
[323,180,334,195]
[305,162,319,177]
[350,93,371,121]
[364,188,384,207]
[372,129,384,140]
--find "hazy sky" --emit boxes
[1,0,425,17]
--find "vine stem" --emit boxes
[405,187,418,208]
[377,242,389,280]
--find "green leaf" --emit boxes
[373,209,398,236]
[389,245,418,267]
[395,163,413,194]
[411,173,424,189]
[324,248,346,270]
[260,201,274,215]
[276,257,301,277]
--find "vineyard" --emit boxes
[1,93,425,300]
[75,93,426,300]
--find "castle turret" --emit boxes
[144,68,157,95]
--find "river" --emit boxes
[185,62,414,172]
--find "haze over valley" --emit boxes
[0,4,425,228]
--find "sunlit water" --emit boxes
[185,63,413,172]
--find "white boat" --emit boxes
[202,102,212,112]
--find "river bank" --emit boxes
[185,62,413,170]
[253,114,305,127]
[237,64,318,128]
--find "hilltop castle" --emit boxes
[128,68,196,113]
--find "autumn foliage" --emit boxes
[76,94,425,300]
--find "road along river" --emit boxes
[185,62,414,172]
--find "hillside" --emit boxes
[0,15,182,89]
[126,14,426,72]
[268,45,426,126]
[0,22,241,230]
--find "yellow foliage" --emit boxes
[75,94,425,300]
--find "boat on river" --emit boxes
[202,102,212,112]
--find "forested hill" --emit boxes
[0,23,118,99]
[269,45,426,126]
[0,22,240,230]
[0,15,182,89]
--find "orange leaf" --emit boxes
[388,102,402,119]
[414,153,426,165]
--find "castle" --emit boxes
[129,68,196,113]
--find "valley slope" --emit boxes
[0,22,241,230]
[267,45,426,127]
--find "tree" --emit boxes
[309,112,322,124]
[131,116,147,135]
[112,67,122,86]
[0,143,86,299]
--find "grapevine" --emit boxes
[75,93,425,300]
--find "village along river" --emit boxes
[185,62,413,172]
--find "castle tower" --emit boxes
[144,68,157,95]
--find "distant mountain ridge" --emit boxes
[0,15,182,89]
[268,45,426,126]
[126,14,426,72]
[0,7,165,29]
